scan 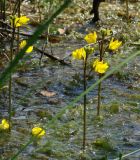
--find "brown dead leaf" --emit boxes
[40,90,56,97]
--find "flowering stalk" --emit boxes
[126,0,129,23]
[37,0,42,23]
[83,54,87,150]
[3,0,6,24]
[17,0,21,53]
[9,18,16,130]
[97,36,104,116]
[8,14,31,130]
[72,46,94,150]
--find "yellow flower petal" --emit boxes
[19,40,27,49]
[0,119,10,130]
[84,32,97,44]
[109,38,122,51]
[32,127,45,138]
[26,46,33,53]
[10,15,30,28]
[19,40,33,53]
[18,16,30,24]
[93,59,99,68]
[72,48,86,60]
[93,59,109,74]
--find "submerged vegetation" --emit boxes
[0,0,140,159]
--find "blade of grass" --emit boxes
[113,148,140,160]
[10,137,34,160]
[0,0,72,88]
[10,50,140,160]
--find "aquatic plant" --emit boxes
[8,14,30,130]
[72,36,94,150]
[71,29,123,149]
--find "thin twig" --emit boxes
[34,47,70,65]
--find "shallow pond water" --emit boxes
[0,35,139,159]
[0,2,140,159]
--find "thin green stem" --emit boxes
[38,0,42,23]
[97,74,102,116]
[11,137,34,160]
[97,36,104,116]
[8,74,12,130]
[113,148,140,160]
[126,0,129,23]
[3,0,6,22]
[17,0,21,53]
[8,20,15,131]
[83,57,87,150]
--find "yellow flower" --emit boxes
[72,48,86,60]
[93,59,109,74]
[19,40,33,53]
[32,127,45,138]
[84,32,97,44]
[10,15,30,28]
[109,38,122,51]
[93,59,99,68]
[0,119,10,130]
[18,16,30,26]
[20,40,26,48]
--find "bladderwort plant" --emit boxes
[90,29,122,116]
[72,46,94,150]
[72,33,96,150]
[8,14,32,130]
[72,29,122,149]
[17,0,21,53]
